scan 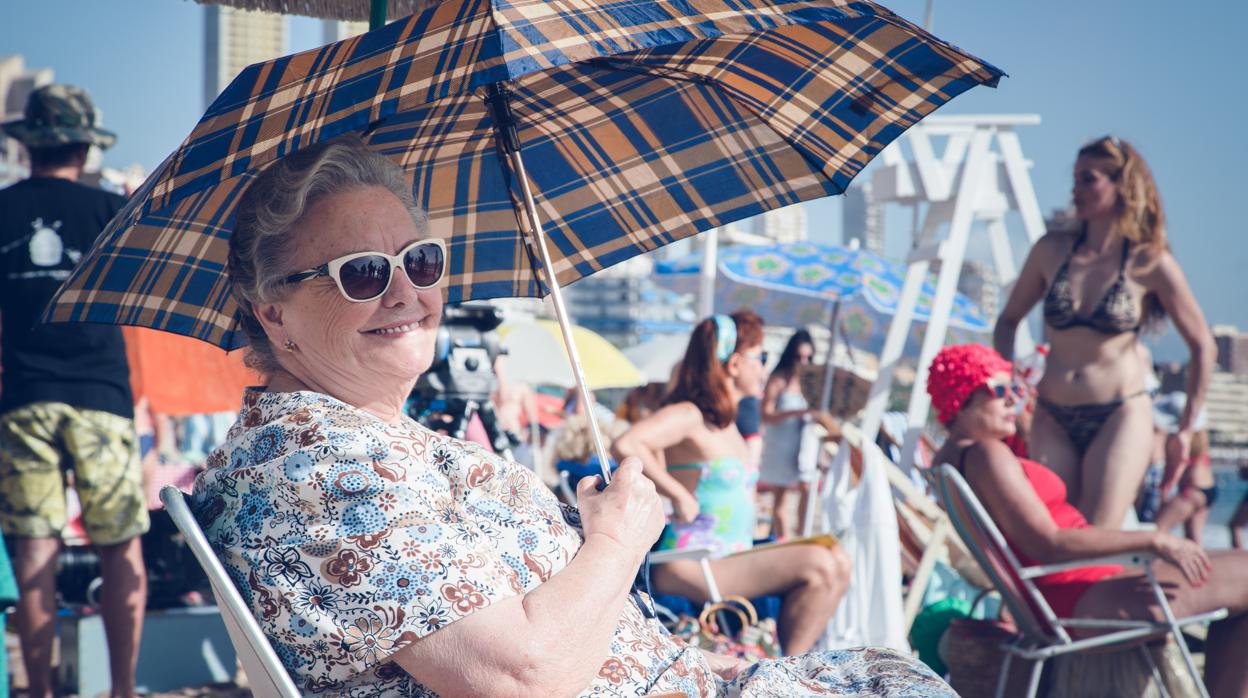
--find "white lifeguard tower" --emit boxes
[857,114,1047,470]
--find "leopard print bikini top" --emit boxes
[1043,231,1142,334]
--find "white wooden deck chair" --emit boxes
[932,465,1227,698]
[160,486,301,698]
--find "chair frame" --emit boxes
[160,486,301,698]
[932,465,1227,698]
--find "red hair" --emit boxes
[926,344,1012,426]
[666,309,764,428]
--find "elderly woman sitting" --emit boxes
[193,137,952,697]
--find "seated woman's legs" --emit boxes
[652,543,850,655]
[1079,397,1154,528]
[1074,550,1248,698]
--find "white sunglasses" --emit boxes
[281,238,447,302]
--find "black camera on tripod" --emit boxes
[410,304,520,459]
[416,304,505,402]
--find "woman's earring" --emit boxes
[283,339,297,352]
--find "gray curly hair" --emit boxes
[228,135,428,375]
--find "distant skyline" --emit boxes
[4,0,1245,360]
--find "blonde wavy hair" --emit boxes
[1077,136,1168,326]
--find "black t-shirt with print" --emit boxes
[0,177,133,418]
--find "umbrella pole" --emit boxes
[802,298,842,538]
[818,298,843,413]
[369,0,388,30]
[698,228,718,318]
[487,83,614,484]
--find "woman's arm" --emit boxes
[390,459,666,698]
[993,239,1053,361]
[760,373,809,424]
[961,440,1210,582]
[1148,251,1216,446]
[611,402,704,521]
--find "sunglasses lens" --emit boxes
[404,242,445,288]
[338,256,392,300]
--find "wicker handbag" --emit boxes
[670,595,781,663]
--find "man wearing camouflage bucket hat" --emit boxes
[0,84,146,698]
[1,84,118,150]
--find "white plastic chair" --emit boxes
[932,464,1227,698]
[160,485,301,698]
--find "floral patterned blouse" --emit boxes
[194,389,954,697]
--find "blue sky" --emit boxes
[4,1,1245,360]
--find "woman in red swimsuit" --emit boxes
[927,344,1248,697]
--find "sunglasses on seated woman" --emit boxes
[281,238,447,302]
[983,379,1026,400]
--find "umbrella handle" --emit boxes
[487,83,614,485]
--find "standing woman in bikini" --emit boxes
[994,136,1216,528]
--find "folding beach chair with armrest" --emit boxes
[160,486,302,698]
[164,485,694,698]
[932,465,1227,698]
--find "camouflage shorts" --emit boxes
[0,402,149,545]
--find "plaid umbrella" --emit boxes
[48,0,1002,476]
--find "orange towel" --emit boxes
[123,327,260,416]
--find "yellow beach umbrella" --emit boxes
[499,321,643,390]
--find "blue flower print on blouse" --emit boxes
[234,489,275,537]
[283,452,316,482]
[325,459,384,501]
[374,560,428,605]
[250,424,286,463]
[263,547,314,585]
[292,581,339,618]
[289,613,317,638]
[228,447,251,471]
[409,522,442,543]
[338,500,387,537]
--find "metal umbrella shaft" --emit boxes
[801,297,842,538]
[818,298,843,413]
[369,0,387,29]
[487,83,614,485]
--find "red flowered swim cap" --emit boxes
[927,344,1012,426]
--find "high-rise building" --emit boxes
[1044,206,1079,235]
[1213,325,1248,375]
[1206,370,1248,455]
[564,256,694,347]
[0,55,54,187]
[959,259,999,320]
[204,6,287,109]
[841,181,883,253]
[753,204,808,243]
[322,19,370,44]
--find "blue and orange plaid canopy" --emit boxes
[47,0,1002,350]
